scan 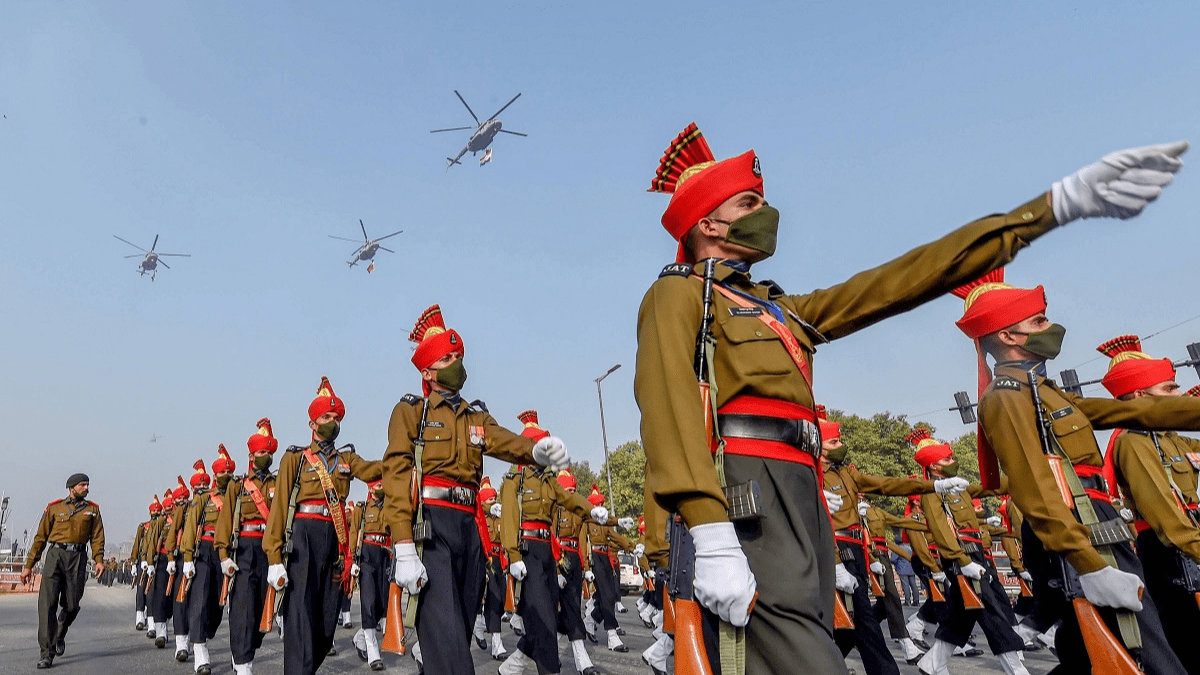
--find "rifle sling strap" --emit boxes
[405,398,431,630]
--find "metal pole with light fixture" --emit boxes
[595,364,622,507]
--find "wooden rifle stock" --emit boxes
[505,575,516,612]
[218,575,231,606]
[673,597,715,675]
[928,577,945,603]
[834,591,855,630]
[956,573,984,610]
[1018,577,1033,598]
[661,583,675,633]
[165,570,175,597]
[1072,597,1140,674]
[868,569,885,598]
[259,585,277,633]
[175,573,192,603]
[380,582,407,655]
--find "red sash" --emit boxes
[242,477,271,522]
[709,283,813,387]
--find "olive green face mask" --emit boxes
[716,205,780,259]
[316,420,340,442]
[435,359,468,392]
[253,454,273,471]
[216,474,232,489]
[1019,323,1067,361]
[824,446,848,464]
[939,460,960,478]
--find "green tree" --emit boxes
[597,440,646,525]
[569,460,600,495]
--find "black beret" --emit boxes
[66,473,90,488]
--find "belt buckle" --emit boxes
[800,419,820,456]
[451,486,472,505]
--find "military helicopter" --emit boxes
[431,91,526,169]
[328,219,403,272]
[113,234,190,281]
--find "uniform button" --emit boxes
[435,435,440,440]
[1072,425,1078,430]
[755,330,763,337]
[1021,211,1033,220]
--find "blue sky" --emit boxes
[3,2,1199,548]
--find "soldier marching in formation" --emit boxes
[348,478,392,670]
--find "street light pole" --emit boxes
[595,364,622,508]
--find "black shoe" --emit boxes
[615,627,625,636]
[582,667,601,675]
[369,660,385,671]
[196,665,211,675]
[36,658,53,669]
[610,644,628,653]
[146,629,156,639]
[585,630,597,644]
[356,645,368,662]
[955,647,984,657]
[343,621,354,629]
[906,655,923,665]
[501,612,511,623]
[512,626,524,637]
[641,655,665,675]
[328,645,338,656]
[55,639,65,656]
[176,650,189,662]
[135,621,146,631]
[1023,641,1043,652]
[492,652,506,661]
[155,636,166,649]
[475,636,487,650]
[616,605,627,613]
[912,639,931,651]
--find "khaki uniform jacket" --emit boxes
[381,392,538,542]
[353,498,389,545]
[904,511,941,573]
[147,513,170,561]
[215,472,278,562]
[641,481,670,569]
[823,462,934,530]
[554,508,589,572]
[130,521,147,564]
[585,521,634,558]
[1112,430,1200,563]
[863,504,926,560]
[263,442,383,566]
[181,491,223,562]
[979,362,1200,574]
[501,466,593,565]
[636,196,1058,528]
[25,497,105,568]
[164,501,194,562]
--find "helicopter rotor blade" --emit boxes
[487,93,521,121]
[158,260,171,270]
[378,246,396,254]
[328,235,361,243]
[158,253,191,257]
[124,254,143,259]
[498,129,528,137]
[113,235,148,253]
[429,126,474,134]
[150,234,159,252]
[360,219,369,242]
[454,90,480,125]
[375,230,404,242]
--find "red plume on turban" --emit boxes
[161,490,175,511]
[587,483,605,506]
[478,476,498,502]
[648,123,764,264]
[517,409,551,441]
[556,469,577,490]
[1188,384,1200,398]
[409,305,465,395]
[248,417,279,454]
[149,496,162,514]
[908,427,953,475]
[308,375,346,422]
[815,404,840,441]
[189,459,211,488]
[176,475,189,499]
[213,444,236,474]
[1097,335,1176,398]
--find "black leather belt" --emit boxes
[592,544,609,552]
[717,414,820,457]
[240,524,266,533]
[834,529,861,538]
[421,485,477,507]
[521,528,552,540]
[365,533,389,544]
[1077,474,1109,493]
[49,542,85,552]
[297,503,332,517]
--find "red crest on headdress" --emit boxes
[556,469,577,490]
[1097,335,1176,398]
[1188,384,1200,398]
[908,427,953,472]
[587,483,605,506]
[815,404,840,442]
[409,305,465,395]
[149,496,162,514]
[308,376,346,422]
[517,409,551,441]
[248,417,279,454]
[213,444,236,474]
[189,459,211,488]
[478,476,498,502]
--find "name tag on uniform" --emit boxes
[1171,456,1185,463]
[469,426,485,445]
[426,421,444,428]
[830,484,844,491]
[729,307,763,317]
[1050,406,1074,420]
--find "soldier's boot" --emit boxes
[175,635,190,661]
[232,659,253,675]
[154,622,168,648]
[473,614,487,649]
[997,651,1031,675]
[498,649,533,675]
[363,628,384,670]
[615,601,626,614]
[571,639,597,675]
[135,610,147,630]
[916,639,953,675]
[582,609,597,643]
[510,613,525,636]
[953,643,983,657]
[340,610,353,628]
[1013,622,1042,650]
[146,614,155,638]
[193,642,211,675]
[638,602,656,629]
[900,637,926,663]
[906,614,926,639]
[491,633,507,660]
[641,634,672,675]
[606,629,627,652]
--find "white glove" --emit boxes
[584,570,595,582]
[267,563,288,590]
[857,502,870,517]
[934,477,970,495]
[393,543,427,595]
[1019,571,1033,582]
[146,565,156,578]
[690,522,756,627]
[960,562,986,580]
[182,561,196,579]
[1079,565,1144,611]
[490,503,502,518]
[166,560,176,576]
[1052,141,1188,224]
[634,544,646,558]
[140,561,148,571]
[834,563,859,593]
[986,515,1003,527]
[510,560,528,581]
[590,506,609,525]
[932,571,947,583]
[221,558,238,578]
[823,490,843,513]
[558,574,567,589]
[870,561,885,575]
[1119,507,1134,522]
[618,517,635,530]
[350,563,361,578]
[531,436,570,471]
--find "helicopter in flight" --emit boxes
[329,219,403,272]
[113,234,190,281]
[431,90,526,169]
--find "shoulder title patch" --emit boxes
[400,393,422,406]
[659,263,693,278]
[469,399,489,413]
[993,377,1022,391]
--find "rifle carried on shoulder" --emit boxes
[1027,367,1141,674]
[220,482,244,606]
[261,449,305,633]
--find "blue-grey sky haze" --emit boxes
[2,2,1199,549]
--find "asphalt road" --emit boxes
[0,583,1062,674]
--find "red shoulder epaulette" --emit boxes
[87,500,99,507]
[49,498,64,506]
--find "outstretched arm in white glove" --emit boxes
[823,490,843,513]
[690,522,757,627]
[934,477,970,495]
[1052,141,1187,224]
[531,436,570,471]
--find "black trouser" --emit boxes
[359,541,390,631]
[340,586,352,613]
[188,540,223,644]
[415,504,487,675]
[833,541,900,675]
[172,557,190,639]
[589,552,619,631]
[699,455,847,674]
[149,555,174,623]
[870,549,908,639]
[556,549,585,641]
[37,546,88,660]
[483,555,506,634]
[1021,500,1186,675]
[228,537,268,665]
[282,517,343,675]
[1137,530,1200,675]
[135,567,147,614]
[933,549,1023,654]
[517,539,561,673]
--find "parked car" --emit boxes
[618,552,643,595]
